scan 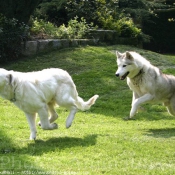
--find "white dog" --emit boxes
[0,68,99,139]
[115,51,175,119]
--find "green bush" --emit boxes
[30,18,57,37]
[96,12,143,40]
[117,18,141,38]
[57,16,94,39]
[0,14,29,62]
[30,16,95,39]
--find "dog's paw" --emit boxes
[30,132,37,140]
[123,117,136,121]
[38,121,41,126]
[52,123,58,129]
[66,123,71,129]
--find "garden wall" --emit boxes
[22,30,141,56]
[21,39,98,56]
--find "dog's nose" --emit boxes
[116,73,119,77]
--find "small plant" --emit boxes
[57,16,95,39]
[30,16,94,39]
[30,18,57,38]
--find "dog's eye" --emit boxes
[123,65,127,67]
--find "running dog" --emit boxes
[0,68,99,139]
[115,51,175,119]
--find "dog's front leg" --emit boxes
[129,93,154,119]
[66,106,77,128]
[132,92,145,113]
[25,113,37,140]
[132,92,139,106]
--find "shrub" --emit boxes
[117,17,141,38]
[30,18,57,37]
[56,16,95,39]
[0,14,29,62]
[30,16,95,39]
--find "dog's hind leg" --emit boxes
[165,97,175,116]
[25,113,37,140]
[166,105,175,116]
[66,105,77,128]
[48,103,58,123]
[38,103,58,126]
[38,105,58,130]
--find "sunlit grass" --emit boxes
[0,45,175,174]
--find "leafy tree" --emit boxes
[0,14,29,61]
[34,0,68,26]
[34,0,145,40]
[33,0,119,27]
[0,0,42,23]
[118,0,175,52]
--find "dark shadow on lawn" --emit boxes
[145,128,175,138]
[0,130,51,174]
[25,134,97,156]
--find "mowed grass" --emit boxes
[0,45,175,174]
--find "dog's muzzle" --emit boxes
[116,72,129,80]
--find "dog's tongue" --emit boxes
[120,76,125,80]
[120,72,129,80]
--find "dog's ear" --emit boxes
[116,51,123,59]
[126,51,134,60]
[7,74,15,86]
[9,74,13,84]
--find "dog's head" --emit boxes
[116,50,144,80]
[115,51,135,80]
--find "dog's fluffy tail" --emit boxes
[75,95,99,111]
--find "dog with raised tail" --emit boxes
[115,51,175,120]
[0,68,99,139]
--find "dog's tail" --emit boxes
[75,95,99,111]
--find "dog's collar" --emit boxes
[133,69,143,78]
[10,86,17,102]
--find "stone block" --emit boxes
[61,39,69,48]
[22,41,37,56]
[37,40,49,53]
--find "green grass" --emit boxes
[1,45,175,174]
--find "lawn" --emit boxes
[1,45,175,175]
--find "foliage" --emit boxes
[0,0,41,23]
[34,0,145,40]
[30,18,57,37]
[30,16,95,39]
[64,0,119,28]
[0,14,29,62]
[116,17,142,38]
[1,45,175,174]
[33,0,67,26]
[57,16,95,39]
[118,0,175,52]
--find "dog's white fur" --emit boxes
[0,68,99,139]
[116,51,175,119]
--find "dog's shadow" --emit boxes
[25,134,97,155]
[145,128,175,138]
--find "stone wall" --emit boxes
[21,39,99,56]
[21,30,141,56]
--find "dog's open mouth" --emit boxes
[120,72,129,80]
